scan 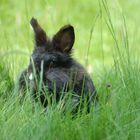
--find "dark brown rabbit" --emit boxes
[18,18,97,112]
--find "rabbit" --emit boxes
[18,17,97,112]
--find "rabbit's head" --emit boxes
[29,18,75,72]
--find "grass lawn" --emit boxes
[0,0,140,139]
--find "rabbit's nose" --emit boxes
[49,61,54,69]
[43,55,53,63]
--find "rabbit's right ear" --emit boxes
[30,17,48,47]
[53,25,75,53]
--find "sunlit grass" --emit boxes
[0,0,140,139]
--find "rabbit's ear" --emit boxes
[30,17,48,47]
[53,25,75,53]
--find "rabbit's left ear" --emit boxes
[30,17,48,47]
[53,25,75,53]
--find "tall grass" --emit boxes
[0,0,140,139]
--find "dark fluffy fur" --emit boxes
[18,18,97,112]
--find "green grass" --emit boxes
[0,0,140,139]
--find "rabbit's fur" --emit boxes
[19,18,97,112]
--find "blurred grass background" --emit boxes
[1,0,140,80]
[0,0,140,139]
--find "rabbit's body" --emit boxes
[19,18,97,111]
